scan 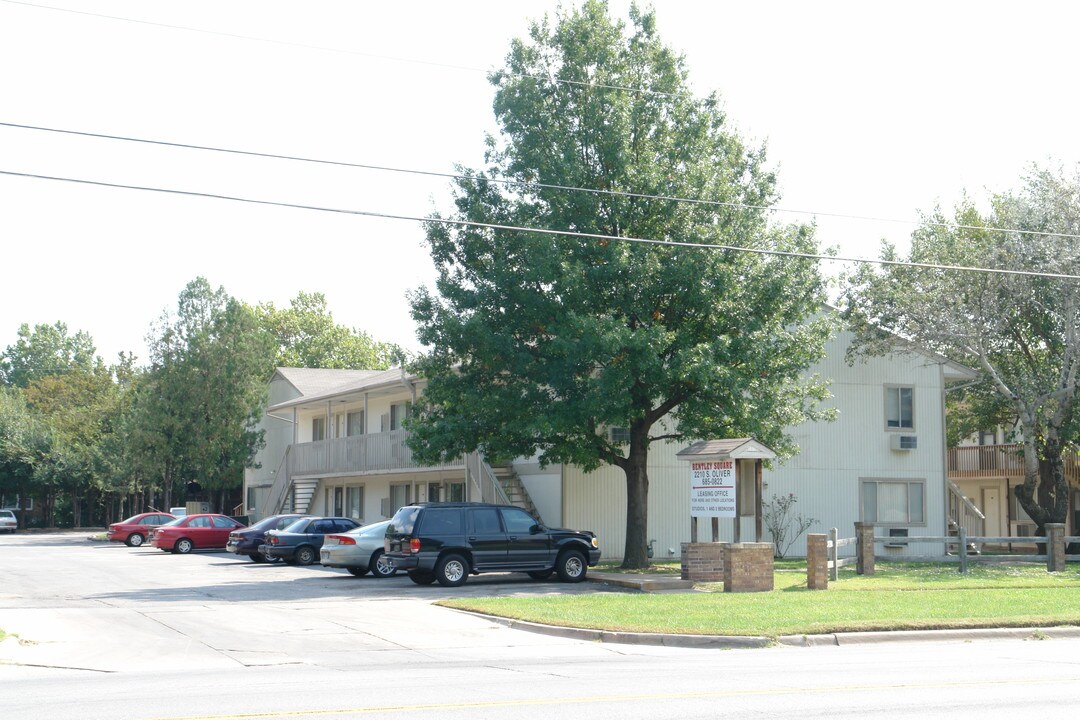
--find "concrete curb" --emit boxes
[468,612,771,649]
[777,626,1080,646]
[453,606,1080,650]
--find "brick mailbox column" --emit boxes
[723,542,774,592]
[680,542,725,582]
[1046,523,1066,572]
[855,522,875,576]
[806,533,828,590]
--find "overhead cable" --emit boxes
[3,168,1078,280]
[3,121,1078,243]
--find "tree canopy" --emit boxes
[0,321,100,388]
[254,291,402,370]
[843,164,1080,533]
[134,277,274,507]
[408,0,834,567]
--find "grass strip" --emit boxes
[439,563,1080,637]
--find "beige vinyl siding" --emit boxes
[563,328,951,560]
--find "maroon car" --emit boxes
[107,512,176,547]
[150,513,245,554]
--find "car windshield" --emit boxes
[158,517,185,528]
[0,511,14,519]
[359,521,391,536]
[119,514,145,524]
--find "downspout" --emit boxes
[940,363,949,537]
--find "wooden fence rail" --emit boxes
[809,523,1077,584]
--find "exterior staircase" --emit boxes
[489,464,543,525]
[291,479,319,514]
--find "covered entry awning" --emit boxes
[676,438,776,462]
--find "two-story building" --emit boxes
[244,326,979,560]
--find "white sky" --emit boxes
[2,0,1078,365]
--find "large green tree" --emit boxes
[0,321,100,388]
[137,278,274,510]
[408,1,834,567]
[254,291,402,369]
[844,165,1080,535]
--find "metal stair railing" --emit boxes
[947,478,985,537]
[260,445,293,518]
[464,452,513,506]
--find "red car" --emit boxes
[150,513,245,554]
[107,512,176,547]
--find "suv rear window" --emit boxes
[388,506,420,535]
[418,508,464,535]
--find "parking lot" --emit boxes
[0,531,621,674]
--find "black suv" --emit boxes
[384,502,600,587]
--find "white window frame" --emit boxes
[312,416,326,442]
[884,385,915,431]
[860,478,926,527]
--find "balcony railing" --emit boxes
[947,443,1080,483]
[287,429,466,478]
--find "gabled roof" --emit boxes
[676,438,777,461]
[272,367,388,397]
[268,367,417,412]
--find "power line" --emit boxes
[0,0,685,101]
[3,168,1078,281]
[5,120,1080,243]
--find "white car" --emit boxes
[0,509,17,533]
[320,520,397,577]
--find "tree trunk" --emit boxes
[1015,436,1070,537]
[620,432,650,569]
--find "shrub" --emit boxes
[763,493,816,558]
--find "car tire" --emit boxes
[249,553,265,563]
[527,569,553,580]
[174,538,194,555]
[347,567,369,577]
[126,533,145,548]
[369,550,396,578]
[556,549,587,582]
[408,570,436,585]
[435,554,469,587]
[294,546,317,566]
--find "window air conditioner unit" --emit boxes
[889,434,918,451]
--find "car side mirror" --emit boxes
[530,524,545,534]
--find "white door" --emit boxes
[982,487,1001,537]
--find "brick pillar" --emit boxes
[1046,523,1066,572]
[723,542,774,592]
[806,533,828,590]
[681,542,725,582]
[855,522,875,576]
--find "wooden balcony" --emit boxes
[287,429,465,478]
[947,443,1080,483]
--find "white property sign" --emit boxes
[689,460,736,518]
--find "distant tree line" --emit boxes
[0,278,400,528]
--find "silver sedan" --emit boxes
[319,520,397,578]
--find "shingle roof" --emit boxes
[676,438,777,460]
[269,367,416,411]
[273,368,389,397]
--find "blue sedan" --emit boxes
[227,514,312,562]
[260,517,361,566]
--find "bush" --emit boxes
[763,493,816,559]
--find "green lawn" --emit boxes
[438,563,1080,637]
